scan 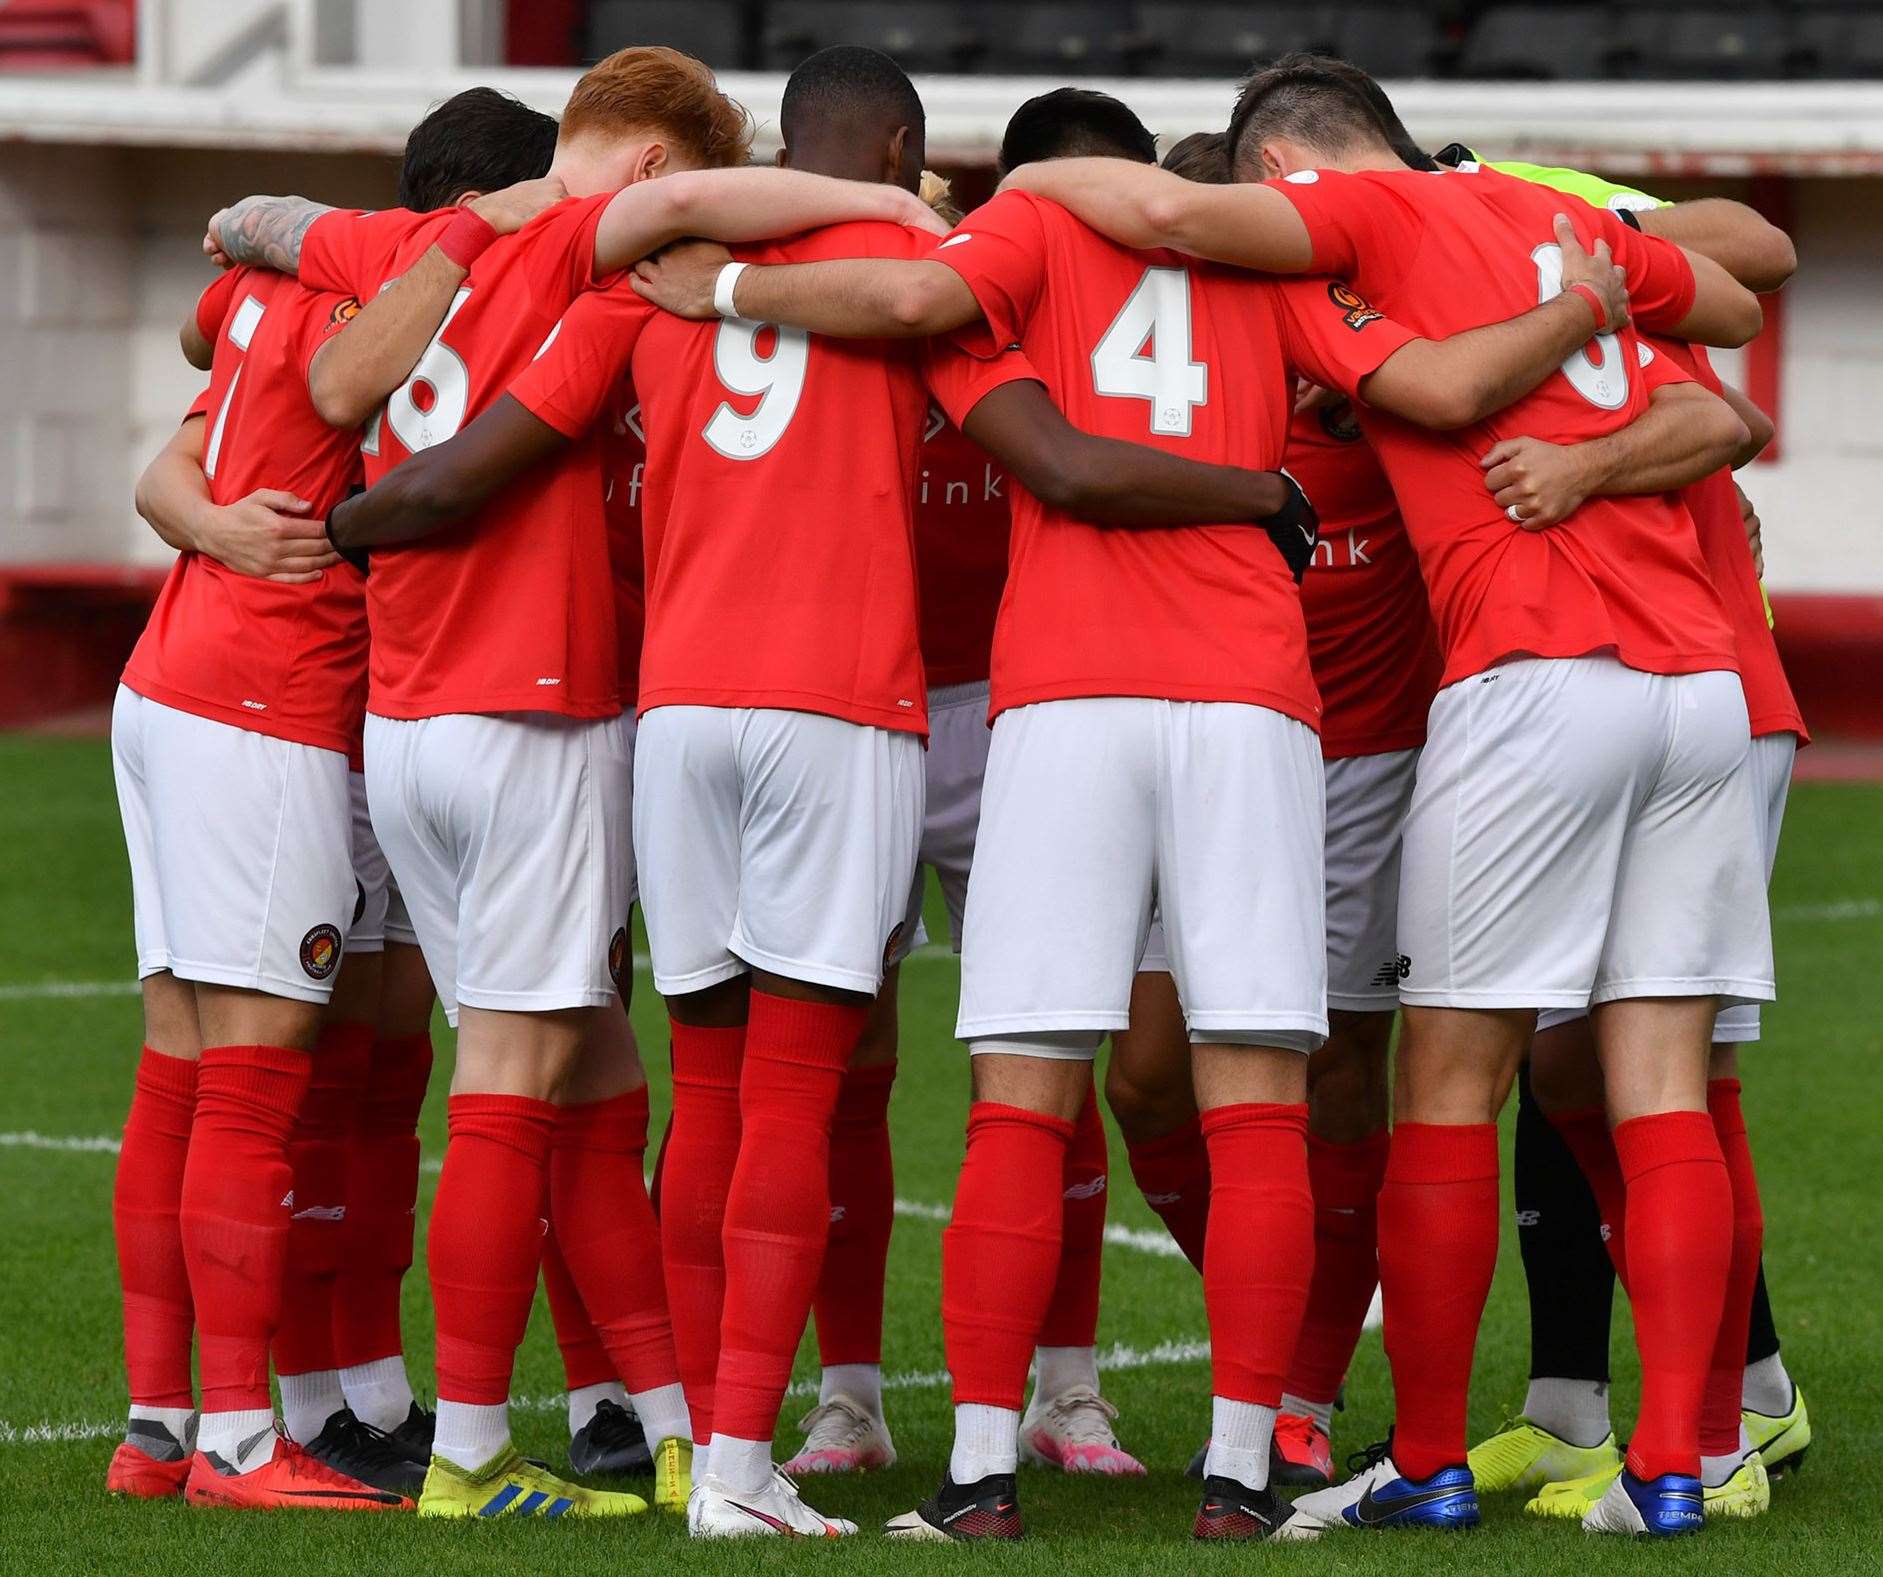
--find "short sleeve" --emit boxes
[195,268,243,343]
[1270,278,1420,401]
[1262,170,1411,297]
[921,339,1040,431]
[929,191,1052,358]
[1602,218,1698,335]
[527,191,617,291]
[507,283,653,439]
[184,387,213,422]
[1636,334,1697,395]
[296,292,362,381]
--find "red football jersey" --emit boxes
[299,197,622,719]
[916,388,1020,689]
[505,285,649,703]
[1288,400,1443,757]
[122,267,369,757]
[933,191,1419,726]
[1648,338,1806,742]
[1270,164,1737,688]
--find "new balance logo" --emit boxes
[828,1204,847,1225]
[1370,952,1414,988]
[1141,1190,1182,1206]
[1063,1176,1107,1201]
[290,1203,346,1222]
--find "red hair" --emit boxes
[561,46,752,169]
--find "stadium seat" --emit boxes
[1612,4,1789,81]
[1330,3,1440,78]
[1133,3,1337,80]
[1788,5,1883,80]
[975,2,1138,76]
[1458,4,1618,80]
[760,2,982,73]
[584,0,749,69]
[0,0,134,68]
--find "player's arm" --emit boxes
[1481,383,1749,528]
[204,195,331,273]
[1720,379,1776,467]
[1636,199,1795,293]
[1359,216,1631,429]
[631,240,982,337]
[306,178,567,427]
[996,158,1317,272]
[1660,246,1764,348]
[325,395,569,551]
[180,315,215,371]
[593,167,947,276]
[134,415,339,581]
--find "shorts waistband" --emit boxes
[928,680,992,710]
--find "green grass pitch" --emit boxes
[1,734,1878,1573]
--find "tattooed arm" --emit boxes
[203,196,332,274]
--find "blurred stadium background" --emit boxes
[0,0,1878,750]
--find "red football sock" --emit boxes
[1123,1117,1211,1272]
[713,991,866,1441]
[1548,1104,1630,1285]
[662,1020,744,1443]
[1378,1122,1500,1480]
[114,1047,198,1410]
[1285,1127,1390,1407]
[549,1087,680,1397]
[275,1022,370,1379]
[1201,1103,1313,1406]
[1615,1110,1732,1480]
[429,1093,557,1405]
[1037,1077,1108,1349]
[944,1102,1074,1410]
[1700,1080,1764,1459]
[332,1031,431,1368]
[180,1044,312,1413]
[813,1060,898,1368]
[542,1229,617,1393]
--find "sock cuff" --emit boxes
[670,1021,745,1087]
[1386,1121,1499,1184]
[835,1059,898,1124]
[315,1019,376,1062]
[1306,1126,1391,1203]
[364,1034,433,1128]
[1613,1109,1724,1180]
[966,1101,1077,1144]
[1545,1103,1608,1135]
[446,1091,558,1157]
[1126,1116,1205,1165]
[134,1045,198,1103]
[1200,1101,1308,1142]
[1707,1078,1746,1135]
[553,1086,651,1150]
[746,990,869,1071]
[197,1043,311,1104]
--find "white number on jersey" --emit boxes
[203,293,267,481]
[1531,244,1629,411]
[702,318,809,461]
[363,286,473,457]
[1090,266,1208,436]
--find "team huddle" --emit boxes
[104,39,1811,1543]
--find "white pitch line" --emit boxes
[0,1131,122,1154]
[1776,897,1881,922]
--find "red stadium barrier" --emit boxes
[0,0,134,69]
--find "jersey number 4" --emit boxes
[1091,266,1208,436]
[704,318,809,461]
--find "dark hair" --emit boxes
[1226,53,1396,176]
[781,45,925,145]
[1285,54,1436,171]
[398,87,559,210]
[1161,130,1230,184]
[998,87,1156,176]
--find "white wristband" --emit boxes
[712,261,748,319]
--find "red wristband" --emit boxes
[1564,281,1609,333]
[436,206,499,271]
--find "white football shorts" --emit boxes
[1398,656,1774,1013]
[894,680,993,961]
[112,685,354,1003]
[364,710,636,1028]
[958,696,1328,1054]
[1535,728,1797,1042]
[346,769,390,954]
[634,705,924,998]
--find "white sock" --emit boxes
[1522,1376,1612,1449]
[1702,1423,1754,1488]
[949,1403,1018,1484]
[339,1356,416,1433]
[819,1363,884,1416]
[629,1383,692,1450]
[1742,1352,1793,1417]
[1280,1391,1334,1435]
[127,1405,197,1451]
[1031,1346,1100,1407]
[279,1370,346,1445]
[1203,1397,1276,1491]
[197,1408,277,1474]
[433,1400,510,1473]
[708,1434,772,1496]
[693,1439,712,1479]
[567,1380,625,1437]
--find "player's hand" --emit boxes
[1262,470,1320,582]
[1481,435,1592,528]
[1554,213,1630,333]
[468,175,569,237]
[198,490,339,582]
[630,240,735,319]
[891,186,951,236]
[1294,381,1342,415]
[1738,482,1765,576]
[203,210,236,270]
